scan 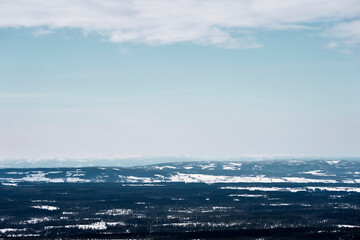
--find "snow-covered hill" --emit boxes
[1,160,359,187]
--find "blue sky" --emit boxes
[0,0,360,158]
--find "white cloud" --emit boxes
[339,49,354,55]
[32,28,53,37]
[324,41,338,49]
[324,20,360,46]
[0,0,360,48]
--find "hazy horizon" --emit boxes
[1,155,359,169]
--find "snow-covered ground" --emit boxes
[220,186,360,193]
[31,205,59,211]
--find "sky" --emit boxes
[0,0,360,159]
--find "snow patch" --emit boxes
[169,173,286,184]
[337,225,360,228]
[199,163,216,169]
[1,182,17,186]
[31,205,59,211]
[229,194,267,198]
[326,160,340,165]
[96,209,132,216]
[66,221,107,230]
[22,217,53,224]
[0,228,26,233]
[301,170,332,176]
[155,166,177,170]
